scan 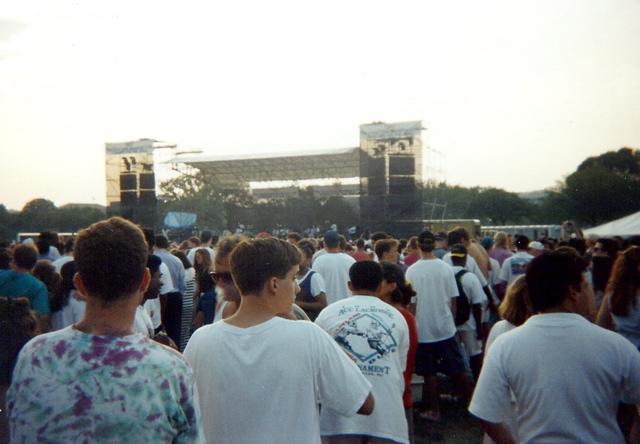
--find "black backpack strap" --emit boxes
[455,269,468,279]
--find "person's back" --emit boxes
[474,313,640,442]
[351,238,371,262]
[406,258,458,343]
[312,231,355,304]
[490,231,513,266]
[499,235,534,285]
[470,251,640,443]
[0,297,39,444]
[186,317,368,443]
[184,238,373,444]
[315,260,409,444]
[9,324,200,442]
[7,217,203,443]
[0,245,50,328]
[405,231,471,422]
[0,270,48,313]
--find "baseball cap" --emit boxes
[480,236,494,249]
[528,241,544,251]
[418,230,435,245]
[323,230,340,247]
[434,232,447,241]
[450,243,468,257]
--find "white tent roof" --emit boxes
[583,211,640,237]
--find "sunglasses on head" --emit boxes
[210,271,233,284]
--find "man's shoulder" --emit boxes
[460,269,480,283]
[0,269,14,282]
[161,251,184,265]
[19,327,71,353]
[13,271,46,290]
[501,255,516,266]
[315,252,353,265]
[464,254,478,265]
[339,253,356,264]
[407,259,443,277]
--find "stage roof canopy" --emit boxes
[175,147,361,184]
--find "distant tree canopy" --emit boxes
[154,147,640,236]
[0,199,106,241]
[158,172,228,230]
[22,198,56,214]
[561,148,640,225]
[421,183,533,225]
[3,147,638,241]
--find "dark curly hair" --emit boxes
[0,297,39,383]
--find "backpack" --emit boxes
[454,269,471,326]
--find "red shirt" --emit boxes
[398,307,418,408]
[351,250,371,262]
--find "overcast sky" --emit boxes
[1,0,639,211]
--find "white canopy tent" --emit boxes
[583,211,640,237]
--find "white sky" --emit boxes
[1,0,639,211]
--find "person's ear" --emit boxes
[388,282,398,294]
[73,272,87,296]
[267,276,279,294]
[139,268,151,294]
[348,281,355,292]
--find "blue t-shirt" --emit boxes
[0,270,50,315]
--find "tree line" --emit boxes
[2,147,638,240]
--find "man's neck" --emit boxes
[326,246,341,254]
[74,294,140,336]
[420,251,436,260]
[224,295,277,328]
[540,298,577,315]
[351,290,376,297]
[10,262,30,274]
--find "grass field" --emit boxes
[411,375,484,444]
[413,399,483,444]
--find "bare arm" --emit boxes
[450,297,457,318]
[295,292,327,314]
[357,392,375,415]
[596,293,616,330]
[480,420,516,444]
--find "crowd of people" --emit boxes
[2,219,640,443]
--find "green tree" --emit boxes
[0,204,19,241]
[320,196,359,231]
[469,188,533,225]
[18,198,58,232]
[420,181,477,219]
[158,172,228,230]
[536,189,573,224]
[22,198,56,213]
[53,207,106,232]
[561,148,640,225]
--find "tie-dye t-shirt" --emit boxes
[7,326,203,443]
